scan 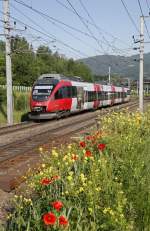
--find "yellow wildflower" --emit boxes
[52,149,58,157]
[39,147,43,152]
[69,171,74,176]
[88,207,93,213]
[65,191,69,195]
[68,144,72,149]
[67,175,73,181]
[95,187,101,192]
[79,187,84,192]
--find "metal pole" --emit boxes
[137,80,139,95]
[127,78,130,89]
[139,16,144,113]
[3,0,13,124]
[108,66,111,84]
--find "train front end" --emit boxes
[28,74,59,120]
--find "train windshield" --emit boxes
[32,85,54,101]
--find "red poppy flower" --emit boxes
[79,141,86,148]
[40,178,53,185]
[43,212,56,225]
[85,150,92,157]
[59,215,68,226]
[52,201,63,211]
[71,154,78,160]
[97,143,106,151]
[86,136,92,140]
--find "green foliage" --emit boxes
[14,92,28,111]
[5,109,150,230]
[101,110,150,230]
[0,90,30,124]
[0,41,5,80]
[0,88,6,104]
[0,40,5,52]
[0,37,93,86]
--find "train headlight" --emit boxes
[32,106,42,112]
[32,106,47,112]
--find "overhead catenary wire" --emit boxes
[78,0,110,52]
[65,0,134,67]
[1,1,137,72]
[13,0,132,56]
[13,0,99,41]
[68,0,133,55]
[11,33,83,59]
[78,0,122,66]
[8,11,93,59]
[10,3,105,55]
[66,0,110,53]
[146,0,150,12]
[13,0,107,54]
[0,10,88,58]
[55,0,131,48]
[78,0,129,56]
[137,0,150,40]
[120,0,140,33]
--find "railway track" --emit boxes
[0,99,137,137]
[0,121,43,136]
[0,99,149,192]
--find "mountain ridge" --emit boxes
[79,53,150,80]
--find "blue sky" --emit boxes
[0,0,150,59]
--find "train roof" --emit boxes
[38,73,84,82]
[34,73,86,86]
[34,73,130,91]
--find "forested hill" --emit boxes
[1,36,150,86]
[79,53,150,80]
[0,37,92,86]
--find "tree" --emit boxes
[0,40,6,84]
[12,36,36,85]
[0,37,93,86]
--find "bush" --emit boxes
[14,93,28,111]
[6,109,150,230]
[0,88,6,104]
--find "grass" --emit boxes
[4,107,150,231]
[0,91,30,125]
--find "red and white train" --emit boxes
[29,74,130,120]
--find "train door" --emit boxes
[111,86,115,105]
[49,86,72,113]
[122,88,125,103]
[77,87,84,110]
[93,84,100,109]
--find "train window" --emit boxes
[112,93,115,99]
[117,92,119,98]
[108,92,114,99]
[86,91,97,102]
[62,87,68,98]
[55,88,63,99]
[127,90,130,95]
[103,92,108,100]
[72,86,77,97]
[32,85,54,101]
[98,92,103,100]
[66,86,72,98]
[55,86,73,99]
